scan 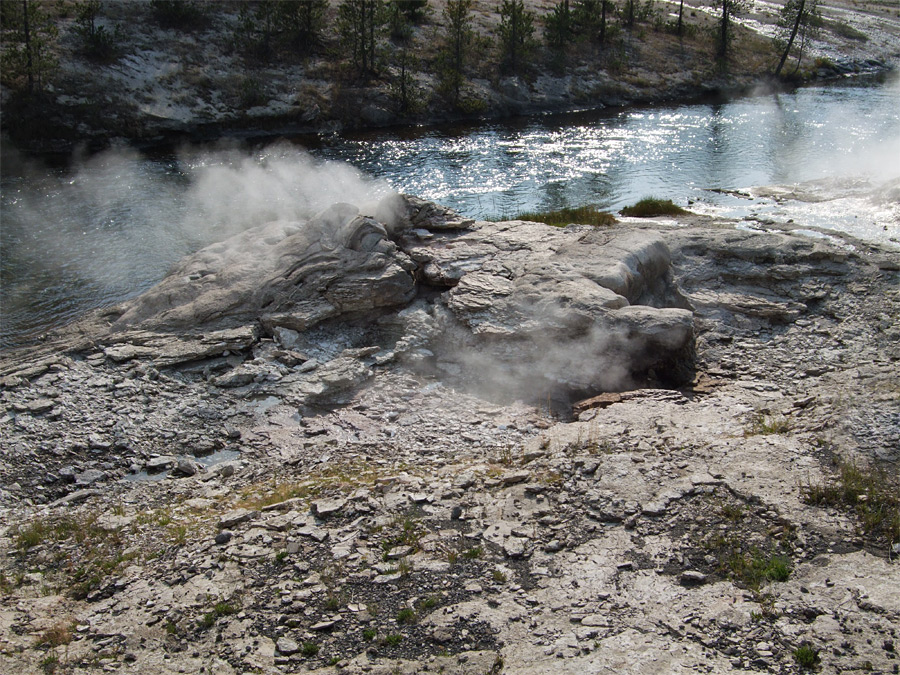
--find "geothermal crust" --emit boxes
[1,198,898,674]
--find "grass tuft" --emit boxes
[804,459,900,545]
[793,643,820,669]
[396,607,417,624]
[620,197,689,218]
[199,600,239,629]
[745,413,790,436]
[512,205,618,227]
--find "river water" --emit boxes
[2,77,898,349]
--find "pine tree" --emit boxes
[497,0,535,74]
[338,0,385,77]
[440,0,473,104]
[0,0,58,92]
[774,0,820,77]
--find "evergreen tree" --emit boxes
[277,0,328,54]
[390,44,423,113]
[622,0,635,28]
[0,0,58,92]
[573,0,615,48]
[149,0,208,30]
[440,0,473,104]
[545,0,572,59]
[497,0,535,74]
[774,0,820,77]
[713,0,747,59]
[234,1,276,60]
[75,0,118,62]
[338,0,385,77]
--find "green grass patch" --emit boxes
[705,536,792,590]
[512,205,618,227]
[382,634,403,646]
[396,607,417,624]
[199,600,239,629]
[745,413,791,436]
[301,641,320,657]
[620,197,689,218]
[793,643,820,669]
[12,513,143,599]
[804,459,900,545]
[462,546,484,559]
[418,595,440,611]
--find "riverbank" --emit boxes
[1,198,898,674]
[1,0,897,154]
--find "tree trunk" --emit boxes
[23,0,33,92]
[718,0,729,58]
[600,0,607,46]
[678,0,684,36]
[774,0,805,77]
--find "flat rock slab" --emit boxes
[312,498,347,518]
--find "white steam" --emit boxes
[176,142,395,240]
[0,142,396,346]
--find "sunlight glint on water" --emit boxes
[2,79,898,349]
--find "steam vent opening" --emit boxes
[96,194,694,420]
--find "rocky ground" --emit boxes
[1,196,898,674]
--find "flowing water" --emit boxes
[2,77,898,350]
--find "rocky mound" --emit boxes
[80,194,697,401]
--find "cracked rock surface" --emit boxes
[1,199,898,674]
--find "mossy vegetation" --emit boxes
[620,197,689,218]
[514,205,618,227]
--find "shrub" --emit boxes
[199,601,239,629]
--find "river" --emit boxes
[2,77,898,350]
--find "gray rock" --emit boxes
[218,508,258,529]
[311,498,347,518]
[500,471,530,486]
[146,456,176,473]
[680,571,708,586]
[110,203,417,334]
[48,489,101,507]
[174,456,201,477]
[385,545,413,560]
[275,637,299,655]
[74,469,106,486]
[273,326,301,350]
